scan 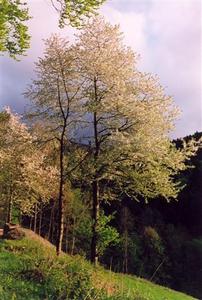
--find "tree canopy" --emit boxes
[0,0,106,58]
[52,0,106,27]
[0,108,58,222]
[0,0,30,58]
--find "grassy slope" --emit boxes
[0,229,197,300]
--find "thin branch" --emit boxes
[65,151,91,177]
[57,77,66,120]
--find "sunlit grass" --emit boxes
[0,231,197,300]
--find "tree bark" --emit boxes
[91,78,100,265]
[56,77,68,256]
[48,203,54,241]
[123,206,128,274]
[71,216,76,255]
[7,186,13,224]
[34,203,37,233]
[7,197,13,224]
[56,130,66,256]
[29,216,33,230]
[38,203,43,236]
[91,178,100,265]
[65,223,69,253]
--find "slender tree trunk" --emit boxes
[7,197,13,224]
[65,223,68,253]
[91,78,100,265]
[7,186,13,223]
[123,206,128,274]
[71,237,75,256]
[34,203,37,233]
[56,76,69,256]
[51,206,55,243]
[38,203,43,236]
[29,216,33,230]
[56,131,66,256]
[48,204,54,241]
[91,178,100,265]
[71,216,76,255]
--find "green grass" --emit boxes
[0,230,197,300]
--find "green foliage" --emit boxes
[63,193,119,258]
[97,212,119,256]
[62,188,92,256]
[0,238,95,299]
[162,224,202,298]
[0,0,30,58]
[41,260,95,299]
[53,0,106,27]
[181,238,202,296]
[104,199,201,299]
[141,226,166,281]
[0,0,106,58]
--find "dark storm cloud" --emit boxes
[0,57,33,112]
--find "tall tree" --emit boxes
[25,35,83,255]
[73,17,199,264]
[25,17,200,262]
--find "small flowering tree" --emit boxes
[0,108,58,223]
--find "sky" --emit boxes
[0,0,201,138]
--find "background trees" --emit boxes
[0,108,32,223]
[0,108,58,225]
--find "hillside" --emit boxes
[0,229,197,300]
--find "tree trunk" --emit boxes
[91,80,100,265]
[65,223,69,253]
[123,205,129,274]
[48,203,54,241]
[38,203,43,236]
[91,179,100,265]
[56,133,65,256]
[56,176,65,255]
[7,197,13,224]
[71,216,76,255]
[7,186,13,223]
[29,216,33,230]
[34,203,37,233]
[71,236,75,256]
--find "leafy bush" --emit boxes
[97,212,120,257]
